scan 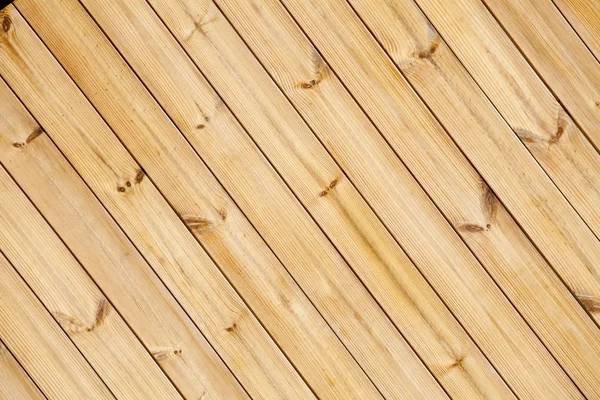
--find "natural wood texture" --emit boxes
[0,6,314,399]
[148,0,518,398]
[0,252,113,399]
[0,341,45,399]
[552,0,600,60]
[0,78,248,399]
[10,0,448,397]
[344,0,600,395]
[78,0,509,397]
[403,0,600,272]
[238,0,585,397]
[1,0,600,397]
[0,164,182,399]
[478,0,600,151]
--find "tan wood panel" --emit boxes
[552,0,600,60]
[0,166,182,399]
[0,79,248,400]
[251,0,588,397]
[147,0,519,398]
[398,0,600,272]
[346,0,600,396]
[0,342,45,400]
[0,6,315,398]
[74,0,517,396]
[11,0,446,397]
[0,252,113,399]
[477,0,600,150]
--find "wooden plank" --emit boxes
[0,80,248,400]
[552,0,600,60]
[0,341,45,400]
[398,0,600,261]
[0,252,113,399]
[0,166,183,399]
[144,1,517,399]
[0,7,315,399]
[344,0,600,396]
[9,0,445,397]
[228,0,590,398]
[476,0,600,150]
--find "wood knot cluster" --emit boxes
[319,177,340,197]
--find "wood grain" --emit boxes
[345,0,600,396]
[149,0,516,398]
[0,78,248,399]
[0,252,114,399]
[12,0,450,397]
[0,341,45,400]
[478,0,600,151]
[552,0,600,60]
[0,165,183,399]
[0,6,314,398]
[0,0,598,396]
[252,0,587,397]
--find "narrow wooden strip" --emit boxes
[147,0,516,398]
[0,341,45,400]
[0,166,183,399]
[346,0,600,396]
[0,81,248,399]
[242,0,586,397]
[0,252,113,399]
[0,7,314,399]
[552,0,600,60]
[477,0,600,150]
[10,0,445,397]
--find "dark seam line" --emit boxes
[0,336,50,399]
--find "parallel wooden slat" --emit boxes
[247,0,588,397]
[476,0,600,150]
[147,0,517,398]
[345,0,600,396]
[0,79,248,399]
[0,341,45,400]
[552,0,600,60]
[10,0,446,397]
[399,0,600,269]
[0,6,315,399]
[0,166,182,399]
[0,252,113,399]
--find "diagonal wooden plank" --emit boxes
[552,0,600,61]
[0,341,45,400]
[396,0,600,262]
[0,252,113,399]
[476,0,600,151]
[0,7,316,399]
[68,0,515,396]
[9,0,447,397]
[344,0,600,395]
[0,80,248,399]
[0,166,183,399]
[142,0,518,398]
[238,0,592,397]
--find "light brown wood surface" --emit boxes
[1,0,599,397]
[0,341,44,400]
